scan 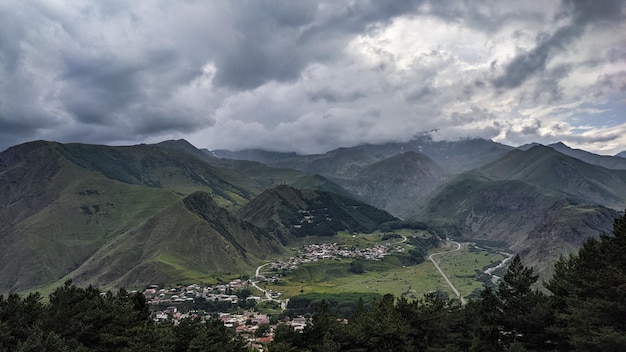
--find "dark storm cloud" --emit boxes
[58,48,200,128]
[211,0,424,89]
[493,0,626,89]
[518,63,574,104]
[307,88,366,103]
[0,0,624,155]
[521,120,542,135]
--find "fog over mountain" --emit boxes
[1,0,625,155]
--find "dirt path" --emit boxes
[251,263,275,301]
[429,240,467,304]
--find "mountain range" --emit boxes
[1,136,625,293]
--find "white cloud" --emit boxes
[1,0,625,155]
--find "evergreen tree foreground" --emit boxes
[2,211,626,351]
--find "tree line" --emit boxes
[2,212,626,351]
[269,212,626,351]
[0,282,247,352]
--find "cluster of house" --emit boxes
[265,242,403,273]
[143,240,403,350]
[151,305,308,351]
[292,209,332,229]
[143,279,261,305]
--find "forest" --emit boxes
[2,212,626,351]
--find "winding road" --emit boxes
[429,240,467,305]
[251,263,275,301]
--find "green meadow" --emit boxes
[261,233,508,301]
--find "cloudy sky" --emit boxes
[1,0,625,155]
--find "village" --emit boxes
[142,240,404,350]
[263,241,404,274]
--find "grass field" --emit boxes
[261,233,509,301]
[431,244,506,298]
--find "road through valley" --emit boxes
[429,240,467,305]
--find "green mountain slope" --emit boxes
[0,143,181,292]
[547,142,626,170]
[335,151,448,217]
[480,146,626,209]
[156,139,355,198]
[237,185,397,243]
[355,136,513,173]
[270,148,381,179]
[218,159,352,197]
[214,135,512,175]
[68,191,282,289]
[414,147,626,278]
[0,141,285,293]
[55,141,258,210]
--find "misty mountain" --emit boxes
[216,158,352,198]
[334,152,449,218]
[353,135,514,173]
[414,146,626,278]
[212,134,513,175]
[212,148,298,164]
[518,142,626,170]
[213,135,508,217]
[272,147,381,179]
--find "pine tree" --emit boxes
[547,211,626,351]
[497,255,551,349]
[470,255,552,351]
[470,287,502,352]
[300,299,346,352]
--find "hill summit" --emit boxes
[237,185,397,243]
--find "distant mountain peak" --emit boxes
[153,138,201,151]
[516,142,543,151]
[547,141,626,170]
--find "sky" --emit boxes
[1,0,625,155]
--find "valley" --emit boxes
[138,230,512,322]
[251,232,509,304]
[1,136,625,298]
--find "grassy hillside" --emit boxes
[548,142,626,170]
[414,148,624,279]
[237,185,397,243]
[0,151,181,292]
[219,159,352,197]
[479,146,626,209]
[0,141,288,293]
[335,151,448,217]
[56,142,258,210]
[67,191,283,290]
